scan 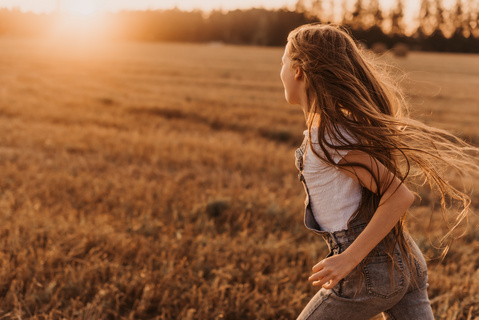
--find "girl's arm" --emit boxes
[308,150,415,289]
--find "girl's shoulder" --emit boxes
[306,125,357,164]
[306,124,357,146]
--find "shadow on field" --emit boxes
[128,106,299,146]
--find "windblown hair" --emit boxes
[287,23,478,261]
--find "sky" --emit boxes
[0,0,459,27]
[2,0,294,13]
[0,0,411,15]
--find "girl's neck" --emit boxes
[301,104,310,123]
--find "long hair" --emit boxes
[287,23,478,262]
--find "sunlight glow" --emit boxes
[47,12,108,44]
[63,0,99,16]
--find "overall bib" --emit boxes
[294,135,434,320]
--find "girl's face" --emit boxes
[280,43,303,106]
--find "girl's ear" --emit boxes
[294,67,304,81]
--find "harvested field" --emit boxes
[0,37,478,319]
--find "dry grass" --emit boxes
[0,37,478,319]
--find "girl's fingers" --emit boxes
[322,279,338,289]
[312,277,330,287]
[308,270,328,282]
[312,260,325,272]
[313,277,339,288]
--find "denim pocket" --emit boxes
[363,253,405,299]
[336,268,363,299]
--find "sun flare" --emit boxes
[47,0,107,42]
[63,0,99,16]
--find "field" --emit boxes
[0,37,478,319]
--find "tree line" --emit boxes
[0,0,478,53]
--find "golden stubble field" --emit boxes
[0,37,478,319]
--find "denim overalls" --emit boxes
[294,134,434,320]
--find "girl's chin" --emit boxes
[284,95,297,105]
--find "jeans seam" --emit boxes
[414,257,422,278]
[304,291,333,320]
[406,282,429,295]
[384,310,398,320]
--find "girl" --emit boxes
[280,23,477,319]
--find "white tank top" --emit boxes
[301,128,362,232]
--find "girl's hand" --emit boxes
[308,253,358,289]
